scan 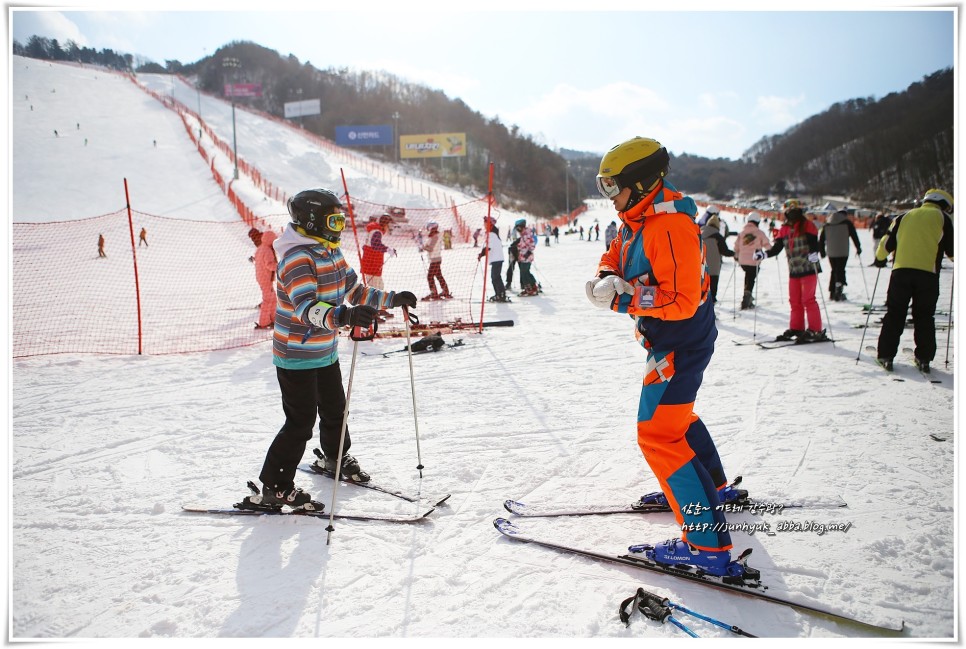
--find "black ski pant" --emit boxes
[827,256,848,293]
[259,363,350,490]
[505,258,517,288]
[741,265,759,294]
[489,261,505,297]
[876,268,940,363]
[708,274,720,303]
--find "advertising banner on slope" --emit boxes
[285,98,322,119]
[224,83,262,98]
[400,133,466,159]
[335,125,393,146]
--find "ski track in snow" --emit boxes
[9,56,958,640]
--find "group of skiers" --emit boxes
[239,139,952,585]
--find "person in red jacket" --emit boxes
[762,200,828,342]
[254,230,278,329]
[361,214,395,291]
[587,136,754,582]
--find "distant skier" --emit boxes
[253,230,277,329]
[478,216,508,302]
[420,221,451,299]
[873,189,954,373]
[514,219,538,296]
[819,208,862,301]
[732,212,772,309]
[700,212,734,304]
[761,200,827,342]
[97,234,106,258]
[138,227,148,247]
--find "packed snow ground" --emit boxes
[8,56,959,641]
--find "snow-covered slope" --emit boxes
[9,56,957,640]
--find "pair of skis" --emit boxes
[182,461,450,523]
[496,481,903,634]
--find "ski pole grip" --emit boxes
[637,589,672,622]
[350,319,378,341]
[402,305,419,326]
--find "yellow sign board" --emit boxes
[400,133,466,159]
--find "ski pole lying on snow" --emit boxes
[619,588,757,637]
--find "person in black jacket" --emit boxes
[870,213,893,264]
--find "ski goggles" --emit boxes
[325,212,346,232]
[596,175,622,199]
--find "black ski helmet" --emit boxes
[287,188,344,245]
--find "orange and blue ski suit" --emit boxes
[597,180,732,551]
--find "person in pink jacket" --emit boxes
[254,230,278,329]
[732,212,772,310]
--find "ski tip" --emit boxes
[503,499,526,514]
[434,494,452,507]
[493,517,519,535]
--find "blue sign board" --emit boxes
[335,125,393,147]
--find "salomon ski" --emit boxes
[493,518,903,632]
[182,504,434,523]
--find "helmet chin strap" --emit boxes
[295,225,341,249]
[623,176,663,212]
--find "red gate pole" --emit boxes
[478,162,495,334]
[340,168,368,285]
[123,178,144,355]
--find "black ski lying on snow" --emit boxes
[503,495,846,518]
[493,517,903,633]
[298,451,451,507]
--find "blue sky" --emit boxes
[9,3,957,160]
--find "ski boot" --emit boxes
[312,448,371,483]
[740,291,755,310]
[439,292,454,299]
[628,538,760,584]
[633,478,749,510]
[422,293,440,301]
[254,322,274,330]
[775,328,804,342]
[801,329,830,343]
[876,357,894,371]
[236,480,323,512]
[914,357,931,374]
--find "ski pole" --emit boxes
[944,272,953,368]
[752,265,760,340]
[812,260,835,347]
[620,589,698,637]
[326,320,377,545]
[855,265,882,364]
[856,249,871,304]
[665,599,757,637]
[728,261,737,321]
[775,256,784,304]
[402,306,424,478]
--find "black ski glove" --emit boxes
[339,304,378,328]
[873,257,887,268]
[391,291,418,308]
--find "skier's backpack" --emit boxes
[408,332,446,354]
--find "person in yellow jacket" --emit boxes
[874,189,954,373]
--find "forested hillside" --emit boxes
[14,36,953,213]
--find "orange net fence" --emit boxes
[12,195,510,358]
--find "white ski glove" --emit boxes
[585,275,634,309]
[807,252,820,264]
[753,249,767,262]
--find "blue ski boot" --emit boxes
[628,538,760,583]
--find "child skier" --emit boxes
[240,188,417,510]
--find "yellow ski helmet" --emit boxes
[596,137,670,200]
[922,188,953,214]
